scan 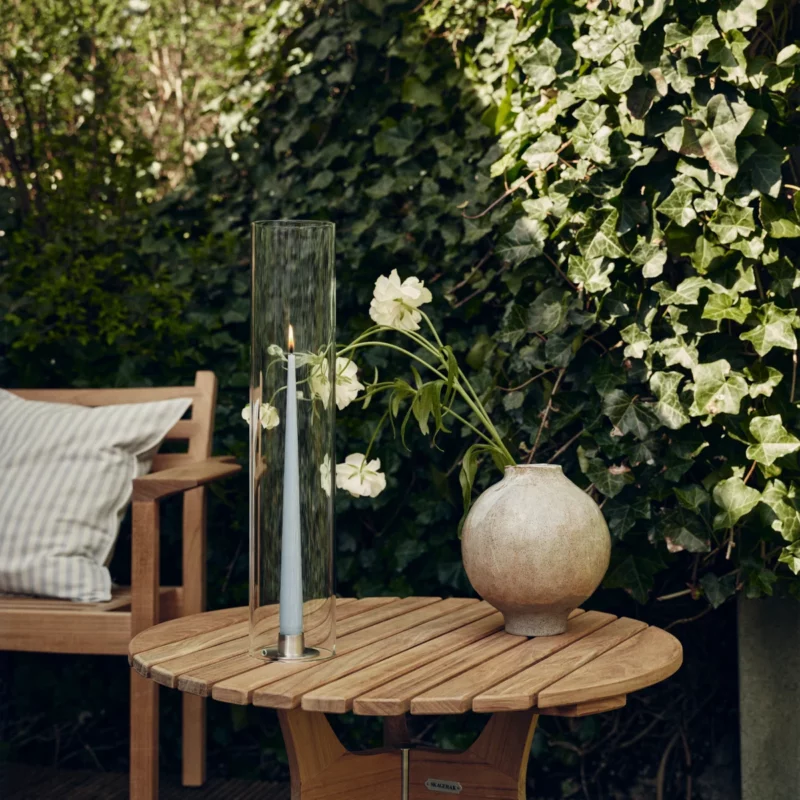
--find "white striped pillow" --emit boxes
[0,390,192,602]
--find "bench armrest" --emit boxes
[133,456,241,502]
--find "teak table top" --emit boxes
[129,597,682,718]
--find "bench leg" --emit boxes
[277,708,537,800]
[130,671,159,800]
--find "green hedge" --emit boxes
[1,0,798,794]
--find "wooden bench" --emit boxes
[0,371,241,800]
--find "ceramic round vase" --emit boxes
[461,464,611,637]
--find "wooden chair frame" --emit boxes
[0,371,241,800]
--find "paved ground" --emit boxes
[0,762,290,799]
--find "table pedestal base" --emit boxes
[278,708,538,800]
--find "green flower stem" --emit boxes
[364,408,392,460]
[338,341,448,381]
[442,407,497,447]
[342,327,514,464]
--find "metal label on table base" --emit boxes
[425,778,463,794]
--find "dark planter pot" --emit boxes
[738,594,800,800]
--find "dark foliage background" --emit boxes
[2,0,798,796]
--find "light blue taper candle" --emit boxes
[279,325,304,636]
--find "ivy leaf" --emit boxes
[521,38,561,89]
[652,277,707,306]
[696,95,754,177]
[760,196,800,238]
[651,371,690,430]
[402,76,442,108]
[576,210,626,259]
[740,302,798,356]
[528,288,570,334]
[373,117,422,157]
[689,16,721,56]
[497,218,548,265]
[578,447,634,497]
[620,324,651,359]
[765,258,800,297]
[690,359,748,416]
[675,484,710,512]
[603,389,658,439]
[604,496,651,537]
[701,294,751,324]
[567,255,614,293]
[743,137,784,198]
[779,543,800,575]
[655,336,699,369]
[521,132,562,171]
[708,199,755,243]
[746,415,800,466]
[744,363,782,398]
[668,526,711,553]
[603,551,663,603]
[657,187,697,226]
[700,573,737,608]
[712,477,761,529]
[690,236,726,274]
[630,238,667,278]
[717,0,769,32]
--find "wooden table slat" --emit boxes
[472,616,648,713]
[129,606,248,658]
[536,626,683,708]
[211,598,472,705]
[251,601,494,709]
[302,611,506,713]
[409,610,616,715]
[173,597,408,696]
[150,597,372,689]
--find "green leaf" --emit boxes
[746,415,800,466]
[651,371,690,430]
[502,391,524,411]
[528,288,570,334]
[521,132,562,171]
[652,277,707,306]
[668,526,710,553]
[690,236,726,274]
[779,542,800,574]
[690,359,748,416]
[603,551,662,603]
[700,573,737,609]
[521,38,560,89]
[675,484,710,512]
[740,302,798,356]
[743,137,784,198]
[402,76,442,108]
[701,294,751,324]
[760,196,800,239]
[567,256,614,293]
[603,389,658,439]
[708,199,755,243]
[717,0,769,32]
[373,117,422,157]
[697,95,754,177]
[620,324,651,359]
[576,210,626,259]
[578,447,634,498]
[712,477,761,529]
[657,187,697,226]
[604,496,651,537]
[630,238,667,278]
[744,363,782,398]
[497,218,548,265]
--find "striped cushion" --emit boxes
[0,391,192,602]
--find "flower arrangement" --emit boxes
[245,270,514,511]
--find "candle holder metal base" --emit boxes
[262,633,334,662]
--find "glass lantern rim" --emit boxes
[252,219,335,229]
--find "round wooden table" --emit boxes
[129,597,682,799]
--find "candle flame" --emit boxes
[287,324,295,353]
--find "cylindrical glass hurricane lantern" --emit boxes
[249,221,336,662]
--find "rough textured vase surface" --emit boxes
[461,464,611,637]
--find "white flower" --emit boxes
[310,357,364,410]
[335,453,386,498]
[369,269,433,331]
[109,137,124,154]
[241,403,280,429]
[320,454,331,497]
